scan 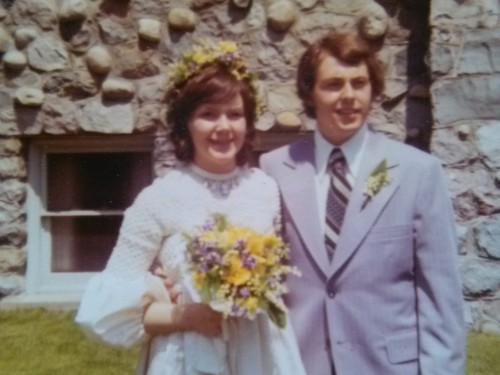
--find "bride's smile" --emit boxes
[188,95,247,174]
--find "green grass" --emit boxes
[467,331,500,375]
[0,308,499,374]
[0,309,138,375]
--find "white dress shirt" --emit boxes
[314,125,369,231]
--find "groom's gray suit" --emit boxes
[261,129,465,375]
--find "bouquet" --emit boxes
[184,214,299,328]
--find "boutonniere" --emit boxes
[362,159,397,210]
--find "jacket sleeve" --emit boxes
[413,157,466,374]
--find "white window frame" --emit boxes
[26,135,154,295]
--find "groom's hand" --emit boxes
[182,303,223,337]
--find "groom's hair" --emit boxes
[297,30,385,118]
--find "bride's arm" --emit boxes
[143,302,222,337]
[144,265,223,337]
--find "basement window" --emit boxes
[26,136,154,294]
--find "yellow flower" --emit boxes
[201,231,217,242]
[263,235,282,250]
[225,254,251,286]
[242,296,259,313]
[247,236,264,256]
[192,272,206,288]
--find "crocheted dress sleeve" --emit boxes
[76,180,171,348]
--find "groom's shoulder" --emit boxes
[260,134,313,166]
[373,131,442,170]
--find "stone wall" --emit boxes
[0,0,497,331]
[429,0,500,334]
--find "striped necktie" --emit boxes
[325,148,352,261]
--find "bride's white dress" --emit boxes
[76,164,306,375]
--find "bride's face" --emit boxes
[188,94,247,174]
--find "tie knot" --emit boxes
[328,148,347,175]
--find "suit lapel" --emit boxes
[329,132,401,277]
[279,137,330,278]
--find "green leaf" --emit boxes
[213,213,228,231]
[267,302,287,329]
[371,159,387,176]
[199,282,212,303]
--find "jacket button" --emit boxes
[328,290,335,298]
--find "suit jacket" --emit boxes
[260,130,465,375]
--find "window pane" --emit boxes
[50,216,122,272]
[47,152,152,211]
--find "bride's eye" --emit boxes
[227,109,244,120]
[199,110,218,120]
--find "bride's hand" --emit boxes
[152,265,180,303]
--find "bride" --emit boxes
[76,40,306,375]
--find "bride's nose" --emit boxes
[215,115,230,130]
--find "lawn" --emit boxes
[0,308,499,374]
[0,309,139,375]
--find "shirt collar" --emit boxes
[314,124,368,181]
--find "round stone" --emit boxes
[15,87,45,106]
[276,111,302,131]
[14,28,38,49]
[3,50,28,70]
[358,3,389,40]
[232,0,252,9]
[457,124,471,141]
[267,1,299,32]
[59,0,89,22]
[86,45,112,75]
[138,18,162,42]
[102,79,136,101]
[295,0,319,10]
[167,8,197,31]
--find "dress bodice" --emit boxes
[75,163,306,375]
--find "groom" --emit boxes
[260,31,465,374]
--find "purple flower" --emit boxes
[198,263,209,273]
[202,222,214,231]
[206,251,223,265]
[241,253,256,269]
[235,239,246,251]
[198,241,217,256]
[238,287,250,297]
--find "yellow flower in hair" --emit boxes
[165,39,265,117]
[219,40,238,53]
[191,50,210,65]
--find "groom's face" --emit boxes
[312,53,373,146]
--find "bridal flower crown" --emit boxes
[166,39,265,116]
